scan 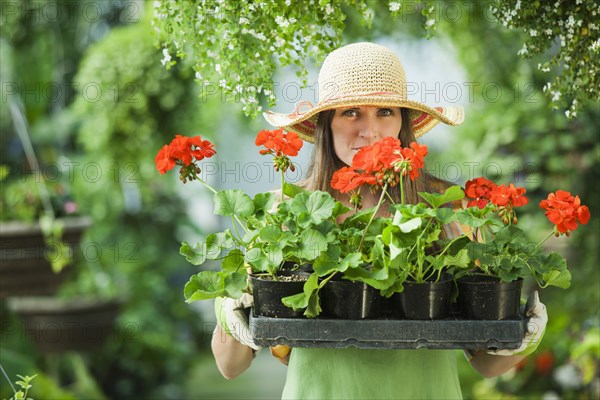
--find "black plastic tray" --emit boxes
[250,314,526,350]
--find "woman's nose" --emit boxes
[359,119,380,142]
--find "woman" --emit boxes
[212,42,547,399]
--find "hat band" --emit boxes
[318,91,405,106]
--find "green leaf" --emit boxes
[292,191,336,226]
[180,241,207,265]
[245,247,268,272]
[435,207,456,224]
[442,249,470,269]
[332,200,351,218]
[224,271,248,298]
[214,189,254,217]
[180,232,235,265]
[313,245,342,275]
[222,249,245,271]
[283,182,307,198]
[253,192,277,214]
[398,217,422,233]
[418,185,465,209]
[184,271,225,302]
[293,229,328,261]
[259,225,282,241]
[542,269,571,288]
[304,290,322,318]
[282,273,320,314]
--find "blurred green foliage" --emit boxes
[1,1,220,398]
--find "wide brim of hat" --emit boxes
[263,95,464,143]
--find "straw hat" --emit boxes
[263,42,464,142]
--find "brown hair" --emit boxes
[302,108,452,205]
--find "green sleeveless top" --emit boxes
[282,347,462,399]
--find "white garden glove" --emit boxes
[217,293,262,352]
[488,291,548,356]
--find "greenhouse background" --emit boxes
[1,1,598,398]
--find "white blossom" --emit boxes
[325,4,334,15]
[275,37,286,47]
[389,2,401,12]
[275,16,290,28]
[517,44,528,56]
[195,71,202,80]
[239,17,249,25]
[160,48,172,66]
[215,63,221,74]
[551,91,561,101]
[426,19,435,27]
[530,29,537,37]
[538,63,551,72]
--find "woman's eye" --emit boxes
[379,108,393,116]
[342,109,358,117]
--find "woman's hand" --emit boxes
[466,291,548,378]
[487,291,547,357]
[211,295,260,379]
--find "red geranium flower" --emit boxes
[255,129,303,157]
[540,190,590,234]
[465,177,497,209]
[489,183,529,208]
[352,137,403,173]
[154,134,216,176]
[190,136,216,160]
[398,142,428,181]
[331,167,376,193]
[155,144,178,174]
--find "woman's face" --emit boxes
[331,106,403,166]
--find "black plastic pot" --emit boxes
[457,275,523,320]
[400,274,453,320]
[250,271,309,318]
[320,275,378,319]
[381,292,405,319]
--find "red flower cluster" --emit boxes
[331,137,428,195]
[540,190,590,234]
[155,135,216,175]
[465,178,528,210]
[489,183,529,208]
[330,166,376,193]
[465,177,529,224]
[465,177,498,209]
[255,129,303,157]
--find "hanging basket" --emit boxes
[0,216,92,298]
[6,296,122,353]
